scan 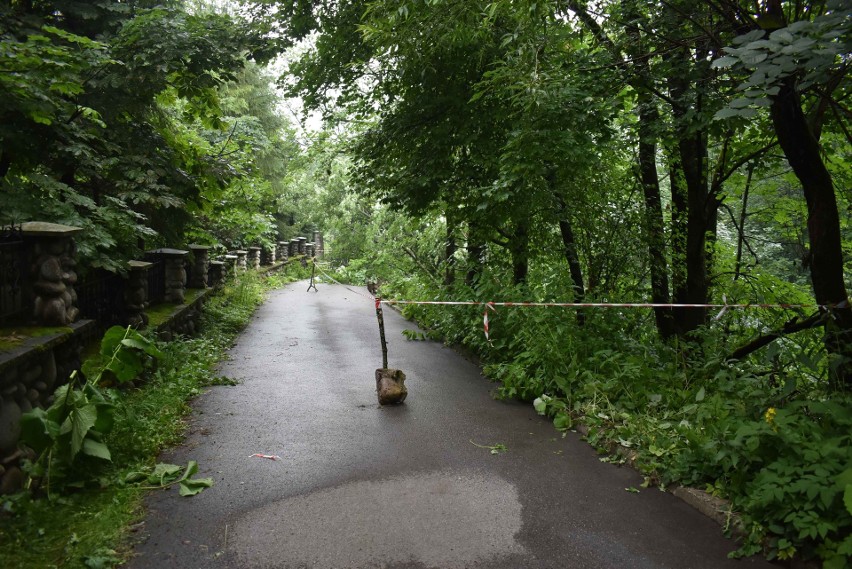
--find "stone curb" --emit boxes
[573,422,743,536]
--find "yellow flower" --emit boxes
[764,407,777,428]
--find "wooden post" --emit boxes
[375,298,388,369]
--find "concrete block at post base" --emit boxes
[376,368,407,405]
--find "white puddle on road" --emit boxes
[230,469,526,568]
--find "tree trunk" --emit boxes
[0,151,10,179]
[624,9,674,338]
[444,209,456,287]
[770,77,852,390]
[733,164,754,281]
[667,51,712,336]
[465,223,484,287]
[553,192,586,326]
[637,92,674,338]
[511,218,529,286]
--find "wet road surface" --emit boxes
[128,282,773,569]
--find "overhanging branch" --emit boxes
[728,311,826,361]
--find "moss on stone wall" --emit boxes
[0,326,73,353]
[146,288,208,328]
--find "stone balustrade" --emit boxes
[208,261,225,288]
[234,250,247,271]
[125,260,152,329]
[247,247,261,270]
[188,245,210,289]
[277,241,289,262]
[223,254,238,277]
[146,249,188,304]
[262,245,275,266]
[23,222,83,326]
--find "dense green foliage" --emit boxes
[265,0,852,564]
[0,0,310,270]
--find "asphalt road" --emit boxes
[128,281,773,569]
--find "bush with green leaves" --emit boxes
[19,326,162,494]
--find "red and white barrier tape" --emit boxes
[376,298,841,344]
[378,300,823,310]
[483,302,496,346]
[308,261,844,344]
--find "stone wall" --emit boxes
[150,289,210,342]
[0,321,96,493]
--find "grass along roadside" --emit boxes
[0,266,308,569]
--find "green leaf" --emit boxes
[105,348,144,383]
[19,407,60,452]
[711,56,738,69]
[844,484,852,516]
[695,387,706,402]
[81,438,112,461]
[149,463,182,485]
[553,411,572,431]
[124,471,148,484]
[29,110,53,125]
[838,533,852,555]
[121,333,165,359]
[65,404,98,460]
[714,107,742,120]
[179,460,199,482]
[533,397,547,415]
[179,477,214,497]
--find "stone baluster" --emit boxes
[247,247,261,270]
[306,242,315,258]
[146,248,188,304]
[223,254,238,279]
[234,250,248,271]
[312,231,323,257]
[188,245,210,289]
[22,222,83,326]
[262,245,275,266]
[288,239,298,258]
[297,237,307,256]
[124,261,151,329]
[208,261,225,288]
[277,241,288,262]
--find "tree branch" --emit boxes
[729,311,826,361]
